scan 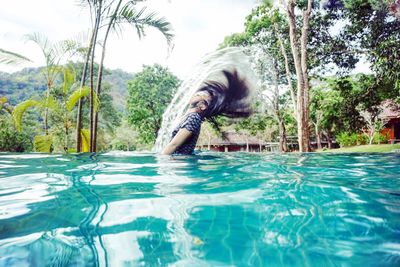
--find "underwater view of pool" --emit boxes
[0,152,399,266]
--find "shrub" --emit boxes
[336,132,358,147]
[357,134,369,145]
[0,118,32,152]
[373,133,388,144]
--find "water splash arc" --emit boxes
[152,47,257,153]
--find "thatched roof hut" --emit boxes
[197,131,279,152]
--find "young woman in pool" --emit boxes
[161,69,253,155]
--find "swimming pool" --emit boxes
[0,152,399,266]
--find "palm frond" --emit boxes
[80,129,90,152]
[26,33,77,74]
[0,48,32,65]
[12,99,41,132]
[42,95,61,112]
[119,6,174,46]
[62,66,76,94]
[34,135,53,153]
[52,39,77,63]
[25,33,51,60]
[67,86,90,111]
[69,31,91,57]
[67,86,100,112]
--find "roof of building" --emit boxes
[197,131,266,146]
[380,100,400,119]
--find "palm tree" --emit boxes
[77,0,174,152]
[75,0,103,152]
[12,65,98,152]
[24,33,76,135]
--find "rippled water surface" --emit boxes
[0,152,399,267]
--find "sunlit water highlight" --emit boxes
[0,152,399,266]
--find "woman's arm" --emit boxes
[161,128,193,155]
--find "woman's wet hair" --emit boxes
[195,69,253,119]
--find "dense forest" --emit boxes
[0,66,131,111]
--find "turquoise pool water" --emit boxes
[0,152,399,267]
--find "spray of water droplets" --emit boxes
[152,47,262,152]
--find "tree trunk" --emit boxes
[323,131,332,149]
[89,9,101,152]
[44,86,50,135]
[278,119,288,152]
[315,124,322,150]
[274,23,297,118]
[93,0,123,152]
[76,17,97,152]
[64,94,69,152]
[65,123,69,152]
[369,127,375,145]
[286,0,312,152]
[270,58,288,153]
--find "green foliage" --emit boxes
[66,86,99,112]
[336,132,359,147]
[62,66,75,94]
[357,134,369,146]
[0,68,47,105]
[102,68,133,111]
[12,99,41,132]
[320,143,400,153]
[34,135,53,152]
[127,64,180,144]
[0,117,32,152]
[235,114,269,136]
[108,120,138,151]
[0,64,131,111]
[373,132,388,144]
[321,1,400,89]
[97,84,121,134]
[219,32,250,49]
[335,131,377,147]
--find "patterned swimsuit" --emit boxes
[171,112,203,155]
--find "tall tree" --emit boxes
[244,3,294,152]
[284,0,313,152]
[75,0,102,152]
[127,64,179,145]
[317,1,400,98]
[92,0,174,152]
[76,0,173,152]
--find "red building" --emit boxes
[381,100,400,143]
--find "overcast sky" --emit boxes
[0,0,259,79]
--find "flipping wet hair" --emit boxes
[195,69,253,119]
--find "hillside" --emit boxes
[0,65,133,111]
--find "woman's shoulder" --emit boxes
[186,112,202,121]
[181,112,202,130]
